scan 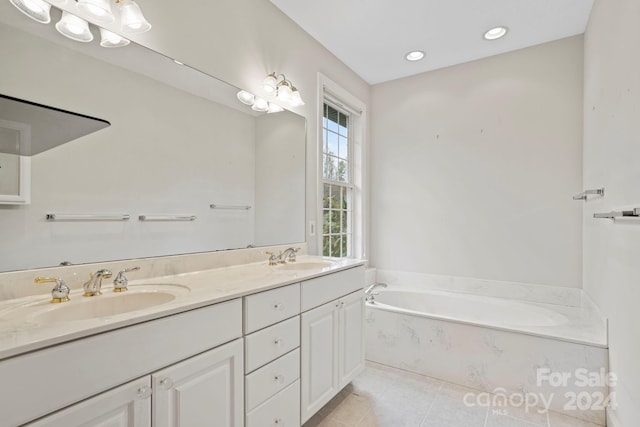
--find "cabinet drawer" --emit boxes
[246,380,300,427]
[246,348,300,412]
[245,316,300,373]
[301,266,365,312]
[244,283,300,334]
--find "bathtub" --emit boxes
[364,287,609,425]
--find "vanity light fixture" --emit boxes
[99,27,130,48]
[56,11,94,42]
[405,50,425,62]
[9,0,52,24]
[262,72,305,107]
[484,26,508,40]
[77,0,115,24]
[9,0,151,49]
[236,90,284,113]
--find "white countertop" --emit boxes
[0,256,365,360]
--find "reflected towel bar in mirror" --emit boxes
[210,204,252,210]
[138,215,197,222]
[46,213,130,221]
[593,208,640,221]
[573,188,605,201]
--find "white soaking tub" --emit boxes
[364,287,609,425]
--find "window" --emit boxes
[322,102,352,257]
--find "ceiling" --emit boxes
[270,0,594,85]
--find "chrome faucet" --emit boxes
[278,247,300,263]
[82,269,113,296]
[265,247,300,266]
[113,266,140,293]
[35,277,71,303]
[365,283,387,303]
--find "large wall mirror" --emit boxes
[0,4,306,273]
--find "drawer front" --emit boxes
[244,316,300,373]
[301,266,365,312]
[244,283,300,334]
[245,348,300,412]
[246,380,300,427]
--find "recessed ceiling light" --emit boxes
[405,50,425,62]
[484,26,508,40]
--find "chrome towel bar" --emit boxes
[573,188,605,201]
[138,215,197,222]
[210,204,251,210]
[593,208,640,221]
[46,213,130,221]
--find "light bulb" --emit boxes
[277,82,292,103]
[484,26,508,40]
[263,73,277,93]
[99,28,130,48]
[290,88,304,107]
[56,11,93,42]
[118,0,152,33]
[9,0,51,24]
[237,91,255,106]
[251,98,269,112]
[78,0,115,24]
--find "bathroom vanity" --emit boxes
[0,256,365,427]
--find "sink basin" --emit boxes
[277,261,334,271]
[2,284,189,324]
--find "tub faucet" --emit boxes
[83,269,113,296]
[365,283,387,303]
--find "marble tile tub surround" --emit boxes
[376,270,582,307]
[305,362,604,427]
[0,243,307,301]
[365,308,609,425]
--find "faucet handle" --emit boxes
[35,277,70,303]
[113,267,140,293]
[265,251,279,266]
[90,269,113,279]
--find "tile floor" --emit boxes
[303,362,604,427]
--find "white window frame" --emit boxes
[316,73,368,260]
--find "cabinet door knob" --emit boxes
[273,302,283,310]
[274,418,284,426]
[274,374,284,383]
[159,377,173,390]
[274,338,282,346]
[137,386,152,399]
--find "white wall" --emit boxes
[56,0,372,255]
[583,0,640,425]
[254,112,306,246]
[370,36,584,287]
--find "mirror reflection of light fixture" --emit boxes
[236,91,283,114]
[56,11,94,42]
[117,0,152,34]
[9,0,52,24]
[263,73,305,107]
[99,27,130,48]
[77,0,115,24]
[8,0,152,48]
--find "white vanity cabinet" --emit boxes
[300,266,365,424]
[27,339,244,427]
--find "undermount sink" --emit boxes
[277,261,335,271]
[3,284,189,324]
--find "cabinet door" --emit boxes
[152,338,244,427]
[300,300,340,424]
[338,290,365,388]
[27,377,151,427]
